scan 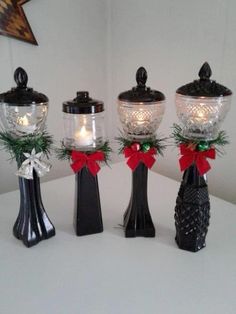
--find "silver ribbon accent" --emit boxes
[16,148,51,180]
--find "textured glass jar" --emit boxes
[176,94,231,140]
[175,62,232,141]
[0,103,48,137]
[0,67,49,137]
[63,111,105,150]
[118,100,165,140]
[118,67,165,140]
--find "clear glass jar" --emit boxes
[0,102,48,137]
[118,100,165,140]
[176,94,231,140]
[63,111,105,151]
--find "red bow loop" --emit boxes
[124,147,157,171]
[179,144,215,176]
[70,150,105,176]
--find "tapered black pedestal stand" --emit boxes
[74,166,103,236]
[124,163,155,237]
[175,164,210,252]
[13,171,56,248]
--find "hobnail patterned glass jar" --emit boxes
[176,94,231,140]
[63,91,105,151]
[175,62,232,140]
[118,100,165,139]
[118,67,165,140]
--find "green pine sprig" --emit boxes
[116,132,167,156]
[56,140,112,165]
[171,123,229,154]
[0,131,53,163]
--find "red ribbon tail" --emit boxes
[196,156,211,176]
[179,155,194,172]
[141,154,156,169]
[71,160,85,173]
[87,160,100,176]
[126,154,140,171]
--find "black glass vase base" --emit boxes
[174,164,210,252]
[13,171,56,248]
[74,167,103,236]
[123,163,155,238]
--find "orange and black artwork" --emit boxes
[0,0,37,45]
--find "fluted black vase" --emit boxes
[124,163,155,237]
[13,170,56,247]
[74,166,103,236]
[175,164,210,252]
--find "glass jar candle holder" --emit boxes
[62,91,105,236]
[118,100,165,140]
[63,91,105,151]
[0,103,48,137]
[118,67,165,140]
[117,67,166,238]
[0,67,55,247]
[174,62,232,252]
[176,62,232,140]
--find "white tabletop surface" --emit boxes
[0,162,235,314]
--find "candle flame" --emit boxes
[75,125,87,138]
[17,115,29,126]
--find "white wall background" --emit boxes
[0,0,235,204]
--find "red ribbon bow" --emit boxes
[179,144,216,175]
[124,147,157,171]
[71,150,105,176]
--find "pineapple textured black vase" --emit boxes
[175,165,210,252]
[174,62,232,252]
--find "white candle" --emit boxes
[16,115,36,134]
[74,125,93,147]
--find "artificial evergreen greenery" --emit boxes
[116,133,167,156]
[56,140,112,164]
[0,131,53,163]
[172,123,229,154]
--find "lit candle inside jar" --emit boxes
[74,125,93,147]
[136,109,145,126]
[192,104,208,124]
[16,114,36,134]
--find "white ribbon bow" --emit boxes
[16,148,51,180]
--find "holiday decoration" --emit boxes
[16,148,51,180]
[59,91,110,236]
[0,67,55,247]
[117,134,166,171]
[173,62,232,252]
[117,67,166,237]
[0,0,37,45]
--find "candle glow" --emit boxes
[16,114,36,134]
[74,125,93,147]
[17,115,29,126]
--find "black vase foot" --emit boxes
[74,167,103,236]
[124,163,155,238]
[174,165,210,252]
[14,171,55,248]
[125,227,155,238]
